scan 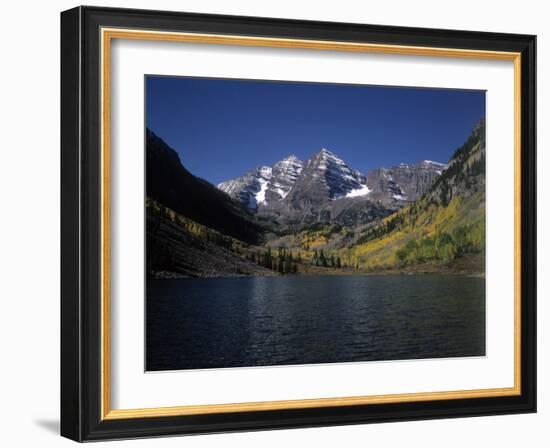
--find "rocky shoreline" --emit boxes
[150,252,484,281]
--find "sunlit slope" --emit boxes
[344,118,486,271]
[347,193,484,270]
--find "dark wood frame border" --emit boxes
[61,6,536,442]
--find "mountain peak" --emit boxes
[274,155,303,172]
[310,148,347,170]
[318,147,337,157]
[282,154,300,162]
[219,157,303,209]
[286,147,369,203]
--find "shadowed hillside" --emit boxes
[146,129,264,245]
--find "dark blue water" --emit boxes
[146,274,485,371]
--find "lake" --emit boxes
[146,274,485,371]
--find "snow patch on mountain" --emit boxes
[345,184,372,198]
[254,177,270,206]
[392,193,407,200]
[419,160,448,175]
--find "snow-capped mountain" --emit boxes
[219,149,371,211]
[264,155,304,203]
[218,148,447,225]
[217,166,273,210]
[309,148,370,199]
[217,155,304,210]
[284,148,371,210]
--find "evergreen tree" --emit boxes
[319,250,327,267]
[264,248,273,269]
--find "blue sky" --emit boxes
[146,76,485,185]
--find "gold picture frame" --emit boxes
[61,6,536,442]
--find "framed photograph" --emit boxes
[61,6,536,442]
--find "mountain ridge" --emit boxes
[218,148,447,227]
[219,151,447,207]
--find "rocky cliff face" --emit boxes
[367,160,447,202]
[392,160,448,200]
[365,168,405,201]
[265,155,304,202]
